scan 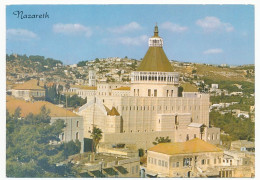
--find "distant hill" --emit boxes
[6,54,63,74]
[171,62,254,83]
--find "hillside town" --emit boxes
[6,25,255,178]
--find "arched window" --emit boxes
[77,121,79,127]
[76,132,79,140]
[175,116,178,125]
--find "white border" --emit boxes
[0,1,259,179]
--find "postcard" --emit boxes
[3,2,256,178]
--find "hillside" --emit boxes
[171,62,254,83]
[6,54,63,74]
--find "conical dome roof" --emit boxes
[137,47,173,72]
[136,25,173,72]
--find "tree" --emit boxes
[65,95,87,108]
[64,83,70,91]
[200,124,207,139]
[153,136,171,145]
[77,61,87,67]
[178,86,183,97]
[117,70,122,79]
[57,85,63,104]
[62,140,81,158]
[138,148,144,157]
[6,107,70,177]
[90,127,103,153]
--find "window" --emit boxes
[154,159,157,165]
[202,159,205,165]
[132,166,134,174]
[175,116,178,125]
[76,121,79,127]
[222,171,225,178]
[167,90,169,97]
[162,161,164,167]
[165,162,168,167]
[186,134,189,141]
[207,159,210,164]
[154,89,157,97]
[176,162,179,167]
[76,132,79,140]
[148,89,151,96]
[194,134,196,138]
[159,119,160,124]
[219,158,221,164]
[183,158,192,167]
[229,171,232,177]
[158,160,161,166]
[172,162,175,167]
[214,159,216,164]
[148,157,151,163]
[136,165,138,173]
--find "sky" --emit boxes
[6,5,254,65]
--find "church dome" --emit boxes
[136,24,174,72]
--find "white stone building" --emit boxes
[76,25,220,150]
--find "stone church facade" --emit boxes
[77,25,220,150]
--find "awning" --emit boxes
[90,170,106,177]
[114,166,128,174]
[103,167,119,176]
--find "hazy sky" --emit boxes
[6,5,254,65]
